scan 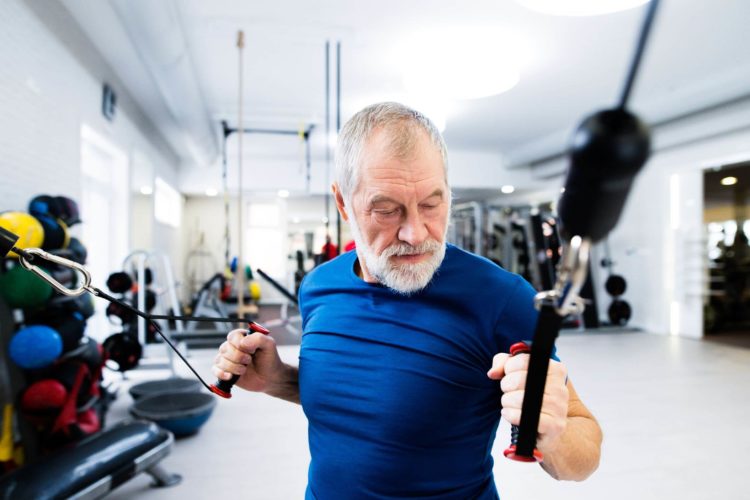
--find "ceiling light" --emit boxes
[402,28,522,100]
[501,185,516,194]
[514,0,649,16]
[721,176,738,186]
[277,189,290,198]
[140,185,153,195]
[205,188,218,197]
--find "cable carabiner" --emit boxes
[18,248,93,297]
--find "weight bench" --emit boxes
[0,419,180,499]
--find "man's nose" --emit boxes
[398,211,428,247]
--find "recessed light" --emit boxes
[277,189,290,198]
[721,176,738,186]
[205,188,218,197]
[501,185,515,194]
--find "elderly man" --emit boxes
[213,102,602,499]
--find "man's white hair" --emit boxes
[334,102,449,202]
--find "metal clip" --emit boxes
[535,236,591,317]
[18,248,94,297]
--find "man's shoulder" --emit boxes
[443,244,522,286]
[300,251,356,290]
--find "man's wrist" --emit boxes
[265,363,300,403]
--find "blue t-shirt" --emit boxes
[298,244,539,499]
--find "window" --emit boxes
[154,177,182,228]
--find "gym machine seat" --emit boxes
[0,420,180,499]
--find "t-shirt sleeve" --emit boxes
[493,275,561,360]
[494,275,539,347]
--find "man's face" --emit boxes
[343,128,450,294]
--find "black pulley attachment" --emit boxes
[557,109,651,243]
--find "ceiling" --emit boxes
[61,0,750,169]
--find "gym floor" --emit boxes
[103,329,750,500]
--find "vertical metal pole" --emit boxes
[305,131,311,194]
[222,122,230,268]
[236,31,246,316]
[324,41,331,237]
[335,41,342,255]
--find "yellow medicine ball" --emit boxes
[0,212,45,258]
[249,281,262,301]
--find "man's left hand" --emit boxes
[487,352,570,453]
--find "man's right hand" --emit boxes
[212,328,287,394]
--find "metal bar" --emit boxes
[325,40,331,235]
[335,40,342,254]
[618,0,660,109]
[224,127,315,136]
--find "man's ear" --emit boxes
[332,183,350,222]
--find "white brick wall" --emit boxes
[0,0,179,217]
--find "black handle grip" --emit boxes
[210,374,242,399]
[503,342,543,463]
[209,322,271,399]
[0,226,20,258]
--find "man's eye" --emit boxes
[375,209,399,217]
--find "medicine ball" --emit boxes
[103,333,142,372]
[249,281,261,301]
[47,312,87,353]
[0,264,54,308]
[21,379,68,413]
[0,211,45,258]
[35,215,69,251]
[134,267,153,286]
[74,294,96,319]
[54,196,81,226]
[66,237,87,264]
[9,325,63,370]
[132,290,157,311]
[29,195,62,218]
[106,271,133,294]
[608,299,632,326]
[605,275,627,297]
[106,301,136,325]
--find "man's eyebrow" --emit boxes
[421,189,444,201]
[368,195,400,206]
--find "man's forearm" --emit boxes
[265,364,300,404]
[539,414,602,481]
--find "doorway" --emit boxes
[703,161,750,347]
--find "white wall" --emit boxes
[0,0,180,209]
[0,0,183,335]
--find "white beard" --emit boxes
[348,215,447,295]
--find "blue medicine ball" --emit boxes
[9,325,63,370]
